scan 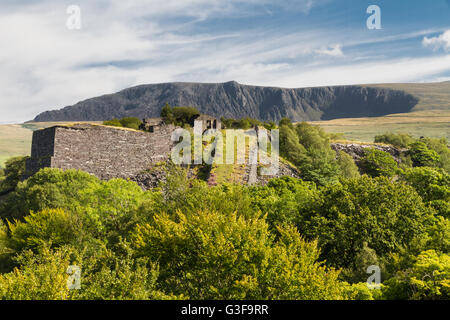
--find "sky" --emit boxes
[0,0,450,123]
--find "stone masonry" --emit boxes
[26,123,176,180]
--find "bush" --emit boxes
[103,117,142,130]
[374,133,415,148]
[0,156,28,192]
[8,208,83,251]
[103,119,123,127]
[409,141,440,168]
[132,210,345,299]
[382,250,450,300]
[119,117,142,130]
[161,105,200,127]
[360,148,398,177]
[299,176,434,271]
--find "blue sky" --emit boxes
[0,0,450,123]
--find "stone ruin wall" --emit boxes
[26,124,176,180]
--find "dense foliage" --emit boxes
[103,117,143,130]
[161,104,200,127]
[0,128,448,300]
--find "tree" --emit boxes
[160,103,175,124]
[374,133,415,148]
[336,150,360,179]
[409,141,440,168]
[299,176,434,271]
[400,167,449,218]
[119,117,142,130]
[8,208,82,252]
[0,156,29,192]
[279,117,293,128]
[360,148,398,177]
[279,123,341,185]
[383,250,450,300]
[132,210,346,299]
[0,169,149,244]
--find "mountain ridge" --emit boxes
[33,81,433,122]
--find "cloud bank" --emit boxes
[0,0,449,123]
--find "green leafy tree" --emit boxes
[409,141,440,168]
[279,117,293,128]
[374,133,415,148]
[0,156,29,192]
[383,250,450,300]
[132,210,346,299]
[360,148,398,177]
[336,150,360,179]
[299,176,434,271]
[400,167,449,218]
[8,208,83,251]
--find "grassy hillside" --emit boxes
[0,122,100,168]
[0,124,32,167]
[310,110,450,143]
[1,109,449,168]
[367,81,450,112]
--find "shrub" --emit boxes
[300,176,434,271]
[132,210,345,299]
[409,141,440,168]
[103,119,123,127]
[382,250,450,300]
[374,133,415,148]
[119,117,142,130]
[0,156,29,192]
[360,148,398,177]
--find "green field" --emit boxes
[0,110,449,168]
[0,122,101,168]
[368,81,450,112]
[309,110,450,143]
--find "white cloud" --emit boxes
[423,30,450,51]
[0,0,448,123]
[315,44,343,57]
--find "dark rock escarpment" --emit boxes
[33,81,418,122]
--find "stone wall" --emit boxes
[26,124,176,180]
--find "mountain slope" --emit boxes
[368,81,450,112]
[33,81,421,122]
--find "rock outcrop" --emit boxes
[331,143,405,163]
[33,81,418,123]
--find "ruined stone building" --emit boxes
[25,123,176,180]
[140,114,221,132]
[25,114,222,181]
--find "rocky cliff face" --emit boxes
[33,81,419,122]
